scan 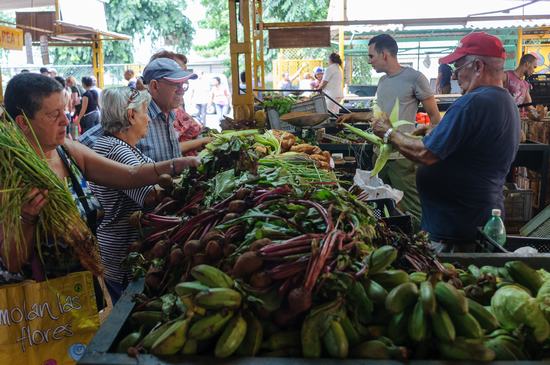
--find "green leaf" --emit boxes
[389,98,400,125]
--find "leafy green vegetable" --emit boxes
[261,94,297,115]
[491,285,550,342]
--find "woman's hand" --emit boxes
[21,188,48,223]
[173,157,201,173]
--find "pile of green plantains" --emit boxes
[113,128,550,361]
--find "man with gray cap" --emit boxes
[371,32,520,252]
[79,57,199,162]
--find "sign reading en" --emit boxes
[0,26,24,50]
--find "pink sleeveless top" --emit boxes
[505,70,530,105]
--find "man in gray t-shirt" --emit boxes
[338,34,440,228]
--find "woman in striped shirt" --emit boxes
[91,87,199,303]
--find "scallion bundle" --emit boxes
[0,115,102,276]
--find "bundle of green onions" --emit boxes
[259,152,338,185]
[0,115,102,276]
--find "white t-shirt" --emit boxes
[321,63,344,99]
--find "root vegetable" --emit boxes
[249,271,273,289]
[128,240,143,253]
[234,187,252,200]
[288,287,312,314]
[192,253,208,266]
[151,240,170,259]
[221,212,240,223]
[227,200,247,213]
[200,230,225,245]
[250,238,272,251]
[205,240,223,260]
[183,240,203,256]
[168,247,185,266]
[223,244,237,257]
[233,251,263,278]
[157,173,174,190]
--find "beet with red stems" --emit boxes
[157,173,174,190]
[168,247,185,266]
[151,240,171,259]
[227,199,247,213]
[205,240,223,260]
[127,347,140,358]
[249,271,273,289]
[192,253,208,266]
[232,251,263,278]
[250,238,272,251]
[223,244,237,257]
[221,212,240,223]
[200,230,224,245]
[145,268,164,291]
[288,287,312,314]
[183,240,203,256]
[234,187,252,200]
[129,211,143,228]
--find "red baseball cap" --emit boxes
[439,32,506,64]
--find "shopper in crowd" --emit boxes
[189,71,211,125]
[210,76,231,122]
[79,58,208,161]
[77,76,101,134]
[0,73,200,283]
[39,67,50,77]
[20,69,30,74]
[504,53,537,106]
[124,69,137,89]
[54,76,72,124]
[91,76,103,99]
[299,72,315,97]
[311,67,324,89]
[49,68,58,78]
[337,35,440,229]
[317,52,344,114]
[278,64,306,96]
[90,87,188,303]
[66,76,84,120]
[370,32,519,252]
[436,63,453,94]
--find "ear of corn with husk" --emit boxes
[343,98,414,176]
[0,114,103,276]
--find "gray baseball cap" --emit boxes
[142,58,197,84]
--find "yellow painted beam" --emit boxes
[91,35,105,88]
[229,0,254,121]
[517,27,523,66]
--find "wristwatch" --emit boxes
[383,128,394,144]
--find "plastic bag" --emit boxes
[0,271,100,364]
[353,169,404,202]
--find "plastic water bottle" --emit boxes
[483,209,507,246]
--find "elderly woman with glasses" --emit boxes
[90,87,198,303]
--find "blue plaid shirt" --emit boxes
[78,99,180,162]
[137,100,180,162]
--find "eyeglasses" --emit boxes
[452,59,476,78]
[158,79,189,91]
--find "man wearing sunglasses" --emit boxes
[372,32,520,253]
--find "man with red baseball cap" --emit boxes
[371,32,520,252]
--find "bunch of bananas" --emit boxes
[115,245,550,361]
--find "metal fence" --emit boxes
[0,64,145,94]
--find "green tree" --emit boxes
[51,0,195,64]
[195,0,329,59]
[195,0,229,58]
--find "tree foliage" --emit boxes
[195,0,330,59]
[51,0,194,64]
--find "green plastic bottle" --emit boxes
[482,209,506,246]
